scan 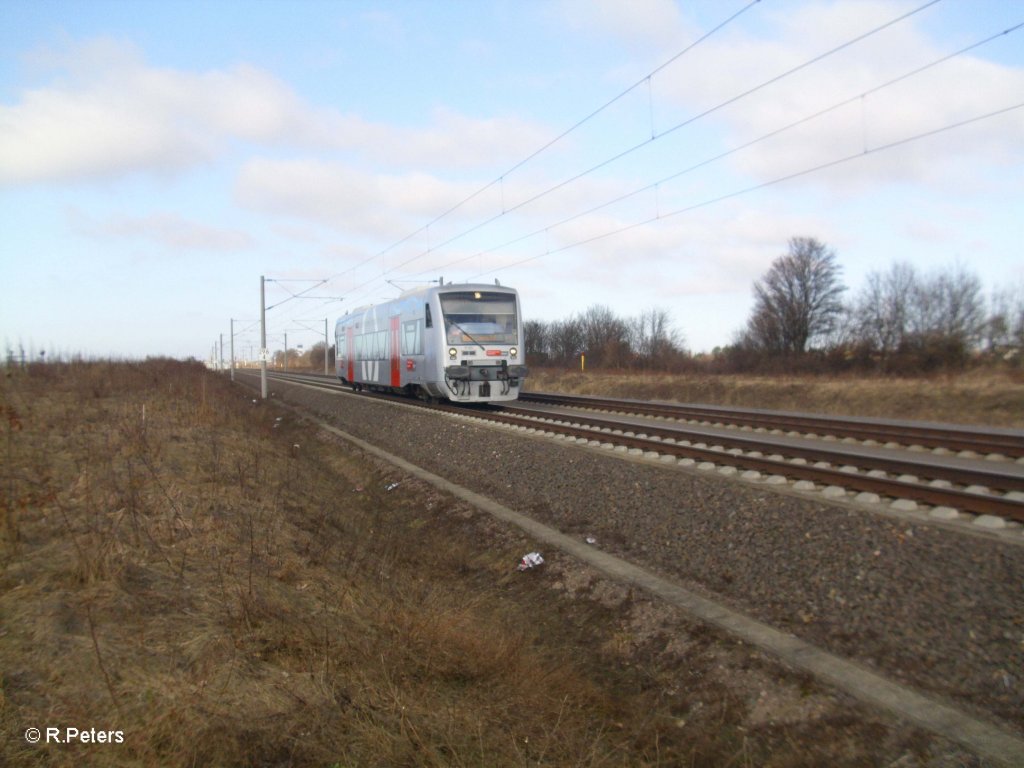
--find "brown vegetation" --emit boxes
[0,360,975,765]
[527,367,1024,428]
[1,361,636,765]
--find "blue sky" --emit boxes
[2,0,1022,360]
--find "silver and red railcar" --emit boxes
[334,282,528,403]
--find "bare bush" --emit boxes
[986,284,1024,360]
[547,316,585,364]
[523,318,549,364]
[853,261,918,362]
[630,308,687,366]
[307,341,335,371]
[847,261,986,371]
[579,305,631,368]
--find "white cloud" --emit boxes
[0,38,552,186]
[476,198,825,307]
[233,152,639,252]
[0,74,208,183]
[0,39,297,184]
[559,0,692,53]
[329,107,551,172]
[68,208,253,251]
[641,1,1024,190]
[235,158,482,239]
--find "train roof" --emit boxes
[337,281,518,320]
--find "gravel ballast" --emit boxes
[267,378,1024,736]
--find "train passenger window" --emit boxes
[425,304,432,328]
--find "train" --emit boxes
[334,281,528,403]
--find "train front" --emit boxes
[437,287,528,403]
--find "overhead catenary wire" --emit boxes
[246,278,338,356]
[414,19,1024,279]
[263,278,329,311]
[470,101,1024,279]
[335,0,947,309]
[316,0,764,291]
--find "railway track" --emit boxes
[257,371,1024,526]
[520,391,1024,459]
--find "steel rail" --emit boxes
[520,391,1024,458]
[251,371,1024,522]
[478,411,1024,521]
[498,404,1024,494]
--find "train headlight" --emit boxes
[448,347,457,359]
[509,347,518,358]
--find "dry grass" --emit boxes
[0,360,956,766]
[527,367,1024,427]
[0,361,622,765]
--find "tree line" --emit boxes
[525,306,688,371]
[275,341,334,370]
[526,237,1024,375]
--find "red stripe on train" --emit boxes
[390,316,401,387]
[346,327,354,382]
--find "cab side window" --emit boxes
[402,320,423,355]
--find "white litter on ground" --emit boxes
[517,552,544,571]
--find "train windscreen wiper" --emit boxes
[445,319,488,354]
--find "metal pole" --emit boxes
[219,333,224,372]
[230,319,235,381]
[324,318,329,375]
[260,275,268,399]
[284,332,288,372]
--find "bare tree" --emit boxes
[523,319,549,364]
[525,307,688,370]
[547,317,584,365]
[909,263,984,347]
[986,284,1024,356]
[853,262,918,359]
[630,308,685,365]
[308,341,334,371]
[745,237,846,353]
[580,305,630,368]
[849,261,986,370]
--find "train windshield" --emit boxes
[439,291,518,345]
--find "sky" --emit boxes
[1,0,1022,361]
